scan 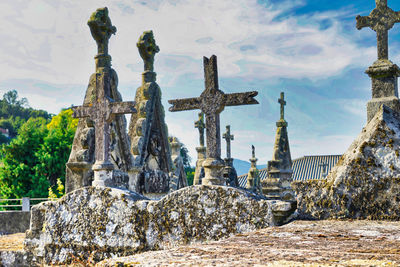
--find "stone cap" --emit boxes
[366,59,400,78]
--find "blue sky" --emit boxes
[1,0,400,164]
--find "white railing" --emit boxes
[0,197,58,211]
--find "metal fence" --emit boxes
[0,197,58,211]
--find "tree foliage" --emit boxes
[0,109,77,199]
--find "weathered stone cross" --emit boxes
[194,112,205,147]
[278,92,286,121]
[222,125,234,159]
[169,55,258,185]
[356,0,400,60]
[72,7,136,187]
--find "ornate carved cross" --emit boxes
[278,92,286,121]
[72,72,136,171]
[222,125,234,159]
[194,112,206,147]
[356,0,400,60]
[169,55,258,160]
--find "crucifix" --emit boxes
[194,112,206,147]
[278,92,286,121]
[169,55,258,185]
[356,0,400,61]
[222,125,234,159]
[72,7,136,187]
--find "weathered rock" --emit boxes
[293,105,400,220]
[23,185,295,265]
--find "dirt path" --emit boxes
[0,233,24,251]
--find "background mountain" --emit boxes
[233,158,267,176]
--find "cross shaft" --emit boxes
[278,92,286,121]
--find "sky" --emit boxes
[1,0,400,165]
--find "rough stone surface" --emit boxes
[128,31,174,195]
[66,7,134,193]
[23,185,295,265]
[97,220,400,266]
[168,55,258,185]
[0,211,30,234]
[293,105,400,220]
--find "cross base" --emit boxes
[365,60,400,122]
[92,161,114,187]
[202,157,225,185]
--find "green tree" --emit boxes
[35,109,78,193]
[0,117,49,199]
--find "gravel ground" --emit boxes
[1,220,400,266]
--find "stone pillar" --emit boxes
[193,146,206,185]
[202,158,226,186]
[366,60,400,122]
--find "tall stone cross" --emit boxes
[356,0,400,122]
[72,7,136,187]
[356,0,400,60]
[194,112,205,147]
[222,125,234,159]
[278,92,286,121]
[169,55,258,185]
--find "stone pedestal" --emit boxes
[65,162,93,193]
[223,158,238,187]
[202,158,225,185]
[92,161,114,187]
[193,146,206,185]
[366,60,400,122]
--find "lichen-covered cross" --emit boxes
[356,0,400,60]
[72,72,136,172]
[278,92,286,120]
[169,55,258,160]
[194,112,205,147]
[222,125,234,159]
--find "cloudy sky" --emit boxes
[0,0,400,165]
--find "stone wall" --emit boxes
[0,211,30,234]
[24,185,295,265]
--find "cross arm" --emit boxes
[71,105,94,119]
[168,97,201,112]
[356,15,372,30]
[224,91,259,107]
[109,101,136,115]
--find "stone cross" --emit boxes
[252,145,255,159]
[169,55,258,185]
[169,55,258,159]
[222,125,234,159]
[278,92,286,121]
[194,112,206,147]
[72,72,136,186]
[72,7,136,187]
[356,0,400,60]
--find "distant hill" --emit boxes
[233,158,267,176]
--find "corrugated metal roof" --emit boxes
[237,155,342,188]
